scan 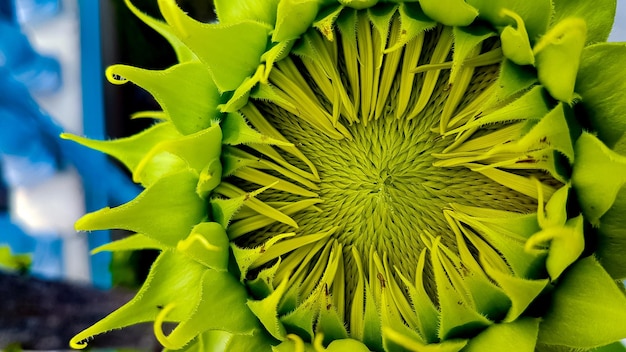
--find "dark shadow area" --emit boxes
[0,272,160,350]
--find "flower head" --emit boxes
[68,0,626,351]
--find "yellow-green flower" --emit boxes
[67,0,626,351]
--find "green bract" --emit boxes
[68,0,626,351]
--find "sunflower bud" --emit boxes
[69,1,626,351]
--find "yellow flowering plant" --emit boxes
[67,0,626,351]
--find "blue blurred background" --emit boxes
[0,1,213,349]
[0,0,140,288]
[0,0,215,290]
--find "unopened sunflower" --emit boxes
[67,0,626,351]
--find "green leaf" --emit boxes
[591,341,626,352]
[91,233,164,253]
[317,304,349,344]
[246,279,288,341]
[154,269,258,349]
[165,330,232,352]
[572,132,626,225]
[383,326,468,352]
[576,43,626,148]
[75,170,206,247]
[210,195,249,229]
[462,266,512,322]
[538,256,626,349]
[499,8,535,65]
[197,159,223,198]
[176,328,276,352]
[367,2,396,50]
[537,184,569,230]
[61,122,180,177]
[106,62,221,135]
[325,338,372,351]
[221,66,265,113]
[226,329,276,352]
[533,18,587,102]
[260,40,296,81]
[486,59,537,107]
[280,295,318,341]
[70,251,205,349]
[397,249,440,342]
[159,0,271,92]
[419,0,478,26]
[248,259,282,298]
[339,0,377,9]
[463,318,540,352]
[62,122,192,187]
[432,239,492,340]
[552,0,616,45]
[221,112,292,146]
[230,233,298,280]
[272,337,316,352]
[214,0,279,25]
[314,4,345,41]
[596,186,626,279]
[526,216,585,280]
[481,253,549,322]
[135,123,221,176]
[467,0,552,41]
[273,0,325,42]
[452,25,496,84]
[361,280,383,350]
[176,222,230,270]
[385,3,435,53]
[506,101,574,159]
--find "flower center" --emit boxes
[227,11,561,344]
[257,81,538,282]
[242,19,538,280]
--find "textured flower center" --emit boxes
[257,76,538,283]
[240,19,544,296]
